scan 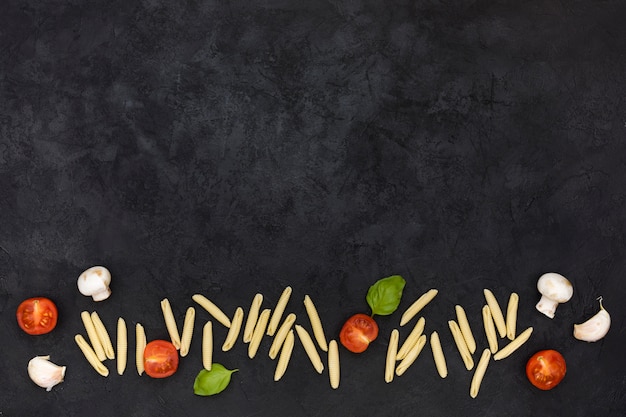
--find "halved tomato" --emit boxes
[16,297,58,335]
[339,313,379,353]
[144,340,179,378]
[526,349,566,390]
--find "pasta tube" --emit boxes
[81,311,107,361]
[448,320,474,370]
[385,329,399,383]
[493,327,533,360]
[248,308,271,359]
[484,289,506,338]
[75,334,109,377]
[304,295,328,352]
[274,330,295,381]
[179,307,196,357]
[267,286,292,336]
[455,305,476,354]
[192,294,231,328]
[202,321,213,370]
[135,323,146,376]
[328,340,340,389]
[161,298,181,350]
[116,317,127,376]
[470,348,491,398]
[243,293,263,343]
[400,289,438,326]
[506,292,519,340]
[396,317,425,361]
[430,331,447,378]
[294,324,324,373]
[269,313,296,359]
[222,307,244,351]
[482,305,498,354]
[91,311,115,360]
[396,334,427,376]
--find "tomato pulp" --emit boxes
[526,349,566,390]
[339,313,379,353]
[16,297,58,335]
[144,340,179,378]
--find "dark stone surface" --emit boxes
[1,0,625,415]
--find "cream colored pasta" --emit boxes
[75,334,109,377]
[81,311,107,361]
[269,313,296,359]
[493,327,533,360]
[116,317,127,376]
[267,286,292,336]
[455,305,477,354]
[91,311,115,360]
[448,320,474,371]
[396,317,425,361]
[192,294,232,328]
[243,293,263,343]
[506,292,519,340]
[274,330,295,381]
[396,334,427,376]
[482,305,498,354]
[385,329,400,383]
[484,289,506,338]
[430,331,447,378]
[400,289,438,326]
[248,308,271,359]
[304,295,328,352]
[179,307,196,357]
[202,321,213,370]
[160,298,181,350]
[294,324,324,374]
[135,323,146,376]
[470,348,491,398]
[328,340,340,389]
[222,307,244,352]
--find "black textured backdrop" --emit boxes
[1,0,625,416]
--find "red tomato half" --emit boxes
[526,349,566,390]
[16,297,58,335]
[144,340,179,378]
[339,313,379,353]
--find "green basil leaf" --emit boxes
[193,363,238,396]
[366,275,406,316]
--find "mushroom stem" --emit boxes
[536,295,559,319]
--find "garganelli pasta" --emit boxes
[396,317,425,361]
[430,331,447,378]
[396,334,427,376]
[493,327,533,360]
[470,348,491,398]
[116,317,127,376]
[455,305,477,354]
[274,330,295,381]
[448,320,474,371]
[506,293,519,340]
[179,307,196,357]
[328,340,340,389]
[222,307,244,352]
[202,321,213,370]
[483,289,507,338]
[385,329,400,383]
[135,323,146,376]
[294,324,324,373]
[248,308,271,359]
[75,334,109,377]
[81,311,107,361]
[161,298,181,350]
[91,311,115,360]
[192,294,232,328]
[400,289,438,326]
[304,295,328,352]
[482,305,498,354]
[269,313,297,359]
[243,293,263,343]
[267,286,292,336]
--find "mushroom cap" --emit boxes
[537,272,573,302]
[77,266,111,299]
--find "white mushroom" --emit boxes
[77,266,112,301]
[28,355,66,391]
[535,272,573,318]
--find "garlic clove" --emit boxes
[77,266,112,301]
[573,298,611,342]
[28,355,66,391]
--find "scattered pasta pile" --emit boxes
[74,286,532,396]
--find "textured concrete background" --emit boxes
[1,0,625,416]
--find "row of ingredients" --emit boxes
[17,268,610,395]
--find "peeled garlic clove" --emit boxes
[77,266,112,301]
[28,355,66,391]
[573,298,611,342]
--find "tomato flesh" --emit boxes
[339,313,379,353]
[16,297,58,335]
[144,340,179,378]
[526,349,566,390]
